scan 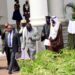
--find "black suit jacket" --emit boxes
[4,31,20,53]
[41,24,50,41]
[12,33,20,53]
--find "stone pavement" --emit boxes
[0,52,19,75]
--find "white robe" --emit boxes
[19,27,30,59]
[49,17,60,40]
[68,20,75,34]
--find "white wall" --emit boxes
[7,0,26,24]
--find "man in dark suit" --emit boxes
[41,16,51,49]
[4,24,20,74]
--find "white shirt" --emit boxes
[68,20,75,34]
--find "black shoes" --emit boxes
[13,69,19,72]
[8,71,12,74]
[8,68,20,74]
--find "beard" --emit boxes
[27,26,32,32]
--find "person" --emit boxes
[23,1,30,22]
[67,20,75,49]
[19,19,27,36]
[49,16,64,52]
[12,0,22,31]
[4,25,20,74]
[1,23,9,40]
[41,16,51,49]
[0,28,2,51]
[22,23,39,59]
[1,23,10,69]
[0,29,1,36]
[19,19,30,59]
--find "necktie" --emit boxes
[9,32,11,47]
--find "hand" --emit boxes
[4,29,7,32]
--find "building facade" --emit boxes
[0,0,75,25]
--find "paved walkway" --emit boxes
[0,52,19,75]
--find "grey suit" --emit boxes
[22,27,39,59]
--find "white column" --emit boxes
[48,0,64,20]
[64,0,73,20]
[0,0,8,24]
[0,0,3,21]
[29,0,48,26]
[0,0,3,17]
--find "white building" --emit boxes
[0,0,75,50]
[0,0,75,25]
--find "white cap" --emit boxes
[21,19,26,23]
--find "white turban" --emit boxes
[49,16,60,40]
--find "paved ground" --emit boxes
[0,53,19,75]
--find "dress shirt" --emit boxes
[8,31,13,47]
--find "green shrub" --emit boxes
[18,49,75,75]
